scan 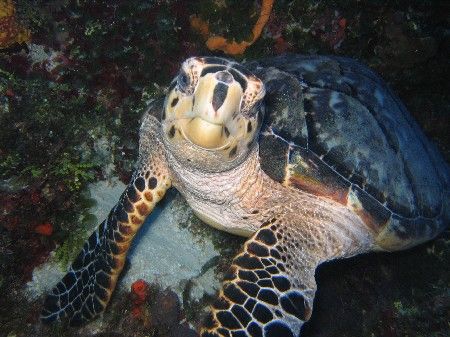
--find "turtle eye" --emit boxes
[177,71,190,93]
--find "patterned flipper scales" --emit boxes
[41,168,170,325]
[200,219,318,337]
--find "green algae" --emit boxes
[52,193,98,269]
[52,153,97,192]
[54,227,89,270]
[0,153,21,179]
[0,74,100,187]
[393,301,420,317]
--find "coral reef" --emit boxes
[0,1,448,336]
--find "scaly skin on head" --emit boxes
[162,56,265,172]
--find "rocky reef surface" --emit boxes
[0,1,448,337]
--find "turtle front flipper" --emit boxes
[200,220,317,337]
[200,208,373,337]
[41,169,170,325]
[42,114,171,326]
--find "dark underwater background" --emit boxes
[0,1,449,336]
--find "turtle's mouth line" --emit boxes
[177,116,232,150]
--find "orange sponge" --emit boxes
[191,0,274,55]
[0,0,31,49]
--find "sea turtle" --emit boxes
[42,55,449,336]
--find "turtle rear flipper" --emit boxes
[42,153,171,325]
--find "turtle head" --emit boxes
[162,56,265,172]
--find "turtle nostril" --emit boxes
[216,71,233,84]
[212,82,229,112]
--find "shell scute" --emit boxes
[287,146,350,205]
[258,68,308,148]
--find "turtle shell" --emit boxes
[246,55,449,250]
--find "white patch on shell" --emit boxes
[272,106,290,126]
[296,62,319,72]
[316,79,326,87]
[374,88,385,107]
[329,91,344,112]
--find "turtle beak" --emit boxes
[179,117,229,150]
[177,74,243,150]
